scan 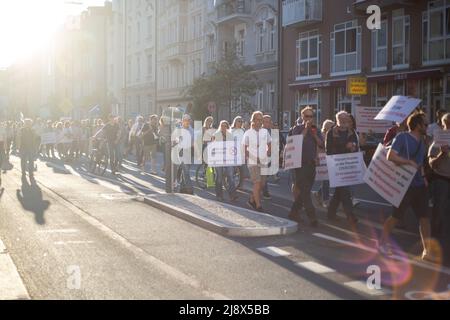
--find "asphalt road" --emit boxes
[0,154,449,300]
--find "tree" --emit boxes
[186,49,259,121]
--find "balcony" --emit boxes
[166,42,187,62]
[216,0,251,25]
[282,0,322,28]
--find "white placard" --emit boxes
[57,131,73,144]
[433,129,450,147]
[315,153,329,181]
[355,106,392,134]
[284,135,303,170]
[41,132,57,145]
[374,96,422,123]
[207,141,243,167]
[326,152,366,188]
[364,144,417,208]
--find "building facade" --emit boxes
[281,0,450,130]
[107,0,156,119]
[155,0,207,116]
[207,0,279,121]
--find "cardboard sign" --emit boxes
[41,132,57,145]
[207,141,243,167]
[364,144,417,208]
[326,152,366,188]
[355,106,392,134]
[433,129,450,147]
[284,135,303,170]
[315,153,329,181]
[374,96,422,123]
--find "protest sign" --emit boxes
[315,153,329,181]
[355,106,392,134]
[374,96,421,123]
[326,152,366,188]
[364,144,417,208]
[284,135,303,170]
[433,129,450,147]
[207,141,243,167]
[41,132,57,145]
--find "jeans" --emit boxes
[107,141,118,171]
[291,164,317,221]
[20,150,35,176]
[432,177,450,262]
[215,166,236,198]
[116,142,124,167]
[179,163,192,188]
[328,186,354,219]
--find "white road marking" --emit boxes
[34,180,229,300]
[257,247,291,257]
[54,241,95,246]
[295,261,336,274]
[37,229,79,234]
[344,281,392,296]
[313,233,378,253]
[0,239,30,300]
[313,233,450,276]
[353,198,391,207]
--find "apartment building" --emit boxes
[281,0,450,129]
[155,0,207,116]
[207,0,279,121]
[107,0,156,118]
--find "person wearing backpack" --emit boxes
[378,112,435,263]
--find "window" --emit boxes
[147,54,152,80]
[257,23,264,53]
[423,1,450,63]
[237,29,245,57]
[268,20,275,51]
[256,89,264,110]
[147,16,153,39]
[372,20,388,71]
[207,34,216,62]
[268,82,275,111]
[296,31,321,79]
[137,22,141,44]
[392,11,410,68]
[136,55,141,81]
[331,21,361,75]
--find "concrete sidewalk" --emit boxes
[144,194,298,237]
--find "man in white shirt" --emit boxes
[243,111,272,212]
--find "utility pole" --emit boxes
[123,0,127,118]
[277,0,283,129]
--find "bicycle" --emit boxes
[89,138,109,176]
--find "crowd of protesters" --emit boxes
[0,105,449,265]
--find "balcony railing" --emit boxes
[282,0,322,28]
[216,0,250,23]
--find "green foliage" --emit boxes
[186,49,258,121]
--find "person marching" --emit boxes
[378,112,435,262]
[288,106,323,227]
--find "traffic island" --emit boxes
[143,194,298,237]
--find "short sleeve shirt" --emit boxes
[391,132,426,187]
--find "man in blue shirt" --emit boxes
[288,106,324,227]
[379,112,435,262]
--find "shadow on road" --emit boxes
[16,175,50,225]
